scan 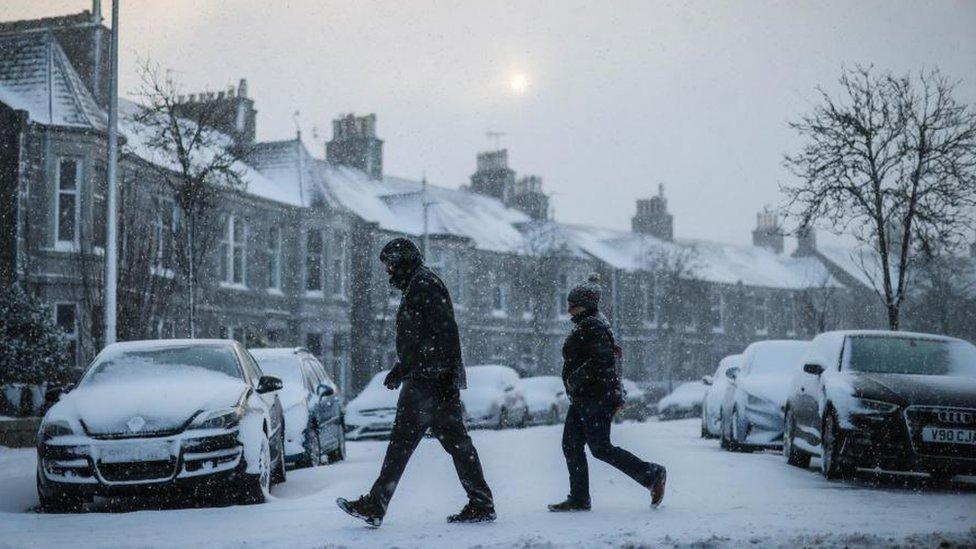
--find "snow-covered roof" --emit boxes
[319,163,531,253]
[248,139,341,208]
[560,224,842,290]
[0,32,106,130]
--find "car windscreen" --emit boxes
[845,336,976,377]
[749,345,808,376]
[82,345,243,385]
[254,357,305,389]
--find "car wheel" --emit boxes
[496,408,508,430]
[326,425,346,463]
[298,425,323,469]
[36,472,86,513]
[820,412,854,480]
[700,406,710,438]
[783,409,811,468]
[271,428,287,485]
[727,409,748,453]
[549,406,560,425]
[719,410,731,450]
[237,435,272,504]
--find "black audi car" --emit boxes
[783,330,976,480]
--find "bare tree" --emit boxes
[516,222,573,374]
[129,61,249,336]
[640,243,700,390]
[905,245,976,338]
[797,271,839,334]
[783,66,976,330]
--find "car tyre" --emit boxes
[549,406,560,425]
[496,407,508,430]
[820,411,854,480]
[326,425,346,463]
[271,428,287,486]
[237,434,272,504]
[297,425,323,469]
[783,409,810,468]
[726,408,748,452]
[37,473,86,513]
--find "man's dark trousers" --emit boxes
[562,399,661,505]
[369,379,494,513]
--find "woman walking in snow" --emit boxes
[549,274,667,512]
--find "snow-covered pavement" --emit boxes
[2,419,974,548]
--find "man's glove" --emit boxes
[384,363,404,390]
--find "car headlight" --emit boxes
[40,419,74,441]
[851,397,898,415]
[190,407,243,430]
[746,393,774,408]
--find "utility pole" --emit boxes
[103,0,119,345]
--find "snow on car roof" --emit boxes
[104,339,240,352]
[248,347,306,359]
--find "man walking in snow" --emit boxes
[337,238,495,527]
[549,274,667,512]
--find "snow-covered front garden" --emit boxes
[2,418,974,548]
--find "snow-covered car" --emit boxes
[701,354,742,438]
[615,379,650,423]
[721,339,809,452]
[783,330,976,480]
[656,381,707,420]
[521,376,570,425]
[345,370,399,440]
[249,348,345,467]
[462,365,529,429]
[36,340,287,512]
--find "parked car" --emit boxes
[345,370,399,440]
[249,348,345,467]
[784,330,976,480]
[36,340,286,512]
[462,365,529,429]
[701,354,742,438]
[521,376,570,425]
[615,379,651,423]
[721,340,809,452]
[657,381,707,420]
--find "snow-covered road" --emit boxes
[2,419,974,548]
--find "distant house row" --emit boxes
[1,10,973,396]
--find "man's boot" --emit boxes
[447,502,496,523]
[336,495,384,528]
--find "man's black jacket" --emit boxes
[561,309,623,405]
[392,265,466,390]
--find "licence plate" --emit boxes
[922,426,976,445]
[99,442,172,463]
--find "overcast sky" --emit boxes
[5,1,976,246]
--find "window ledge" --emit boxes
[151,266,175,279]
[305,290,324,299]
[756,329,769,336]
[711,327,725,334]
[53,241,79,253]
[267,288,284,296]
[642,321,659,329]
[490,310,508,319]
[219,282,248,291]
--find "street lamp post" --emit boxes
[103,0,119,345]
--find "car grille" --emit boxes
[97,459,177,483]
[905,406,976,461]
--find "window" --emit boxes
[330,233,347,296]
[755,296,769,335]
[708,291,725,333]
[642,278,659,326]
[56,158,81,245]
[268,226,281,290]
[92,163,106,249]
[153,197,176,272]
[554,272,570,318]
[305,229,323,292]
[492,284,508,313]
[220,216,246,285]
[55,303,78,369]
[305,332,323,357]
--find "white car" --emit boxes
[462,365,529,429]
[249,348,346,467]
[720,340,810,452]
[521,376,570,425]
[36,340,286,512]
[345,370,399,440]
[657,381,708,420]
[701,354,742,438]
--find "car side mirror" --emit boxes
[45,385,70,403]
[317,383,335,398]
[702,375,713,386]
[256,375,283,394]
[725,367,739,380]
[803,363,825,376]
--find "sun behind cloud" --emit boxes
[509,72,529,95]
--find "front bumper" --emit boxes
[345,418,395,440]
[740,404,785,448]
[839,405,976,475]
[37,428,245,498]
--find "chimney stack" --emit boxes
[631,184,674,241]
[794,225,817,257]
[752,208,784,254]
[326,113,384,180]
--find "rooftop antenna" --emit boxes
[293,111,305,205]
[486,130,506,150]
